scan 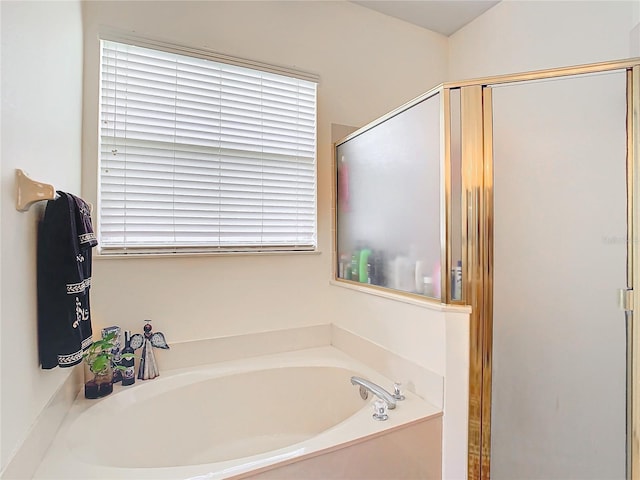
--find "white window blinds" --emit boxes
[99,39,317,254]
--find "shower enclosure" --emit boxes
[334,59,640,479]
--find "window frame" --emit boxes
[96,34,320,257]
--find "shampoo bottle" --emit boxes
[359,249,372,283]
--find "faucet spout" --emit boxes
[350,376,397,409]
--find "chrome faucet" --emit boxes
[350,376,397,409]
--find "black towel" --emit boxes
[37,192,97,369]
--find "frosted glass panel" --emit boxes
[336,93,441,299]
[449,89,463,301]
[491,71,627,478]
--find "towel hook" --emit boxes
[15,169,56,212]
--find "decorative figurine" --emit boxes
[130,320,169,380]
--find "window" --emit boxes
[99,39,318,254]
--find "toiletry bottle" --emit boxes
[338,254,347,279]
[359,249,372,283]
[373,251,385,286]
[351,251,360,282]
[121,331,135,386]
[432,262,441,298]
[343,254,352,280]
[367,251,376,284]
[451,266,456,299]
[454,260,463,301]
[423,276,434,297]
[414,260,425,294]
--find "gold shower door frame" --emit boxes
[447,59,640,480]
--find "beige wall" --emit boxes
[81,1,449,347]
[6,0,635,474]
[449,0,638,80]
[80,7,458,467]
[0,0,84,472]
[0,1,450,472]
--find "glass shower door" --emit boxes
[490,71,628,479]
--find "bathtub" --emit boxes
[33,346,442,479]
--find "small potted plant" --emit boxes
[83,332,134,399]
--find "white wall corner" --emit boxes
[631,0,640,57]
[442,311,471,480]
[1,0,83,472]
[0,367,82,480]
[631,22,640,57]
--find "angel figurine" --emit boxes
[130,320,169,380]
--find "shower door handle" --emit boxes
[618,288,633,311]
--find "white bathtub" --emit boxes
[33,347,442,479]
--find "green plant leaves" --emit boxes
[82,332,132,375]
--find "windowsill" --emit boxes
[329,279,472,313]
[94,250,323,260]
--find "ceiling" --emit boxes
[352,0,500,36]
